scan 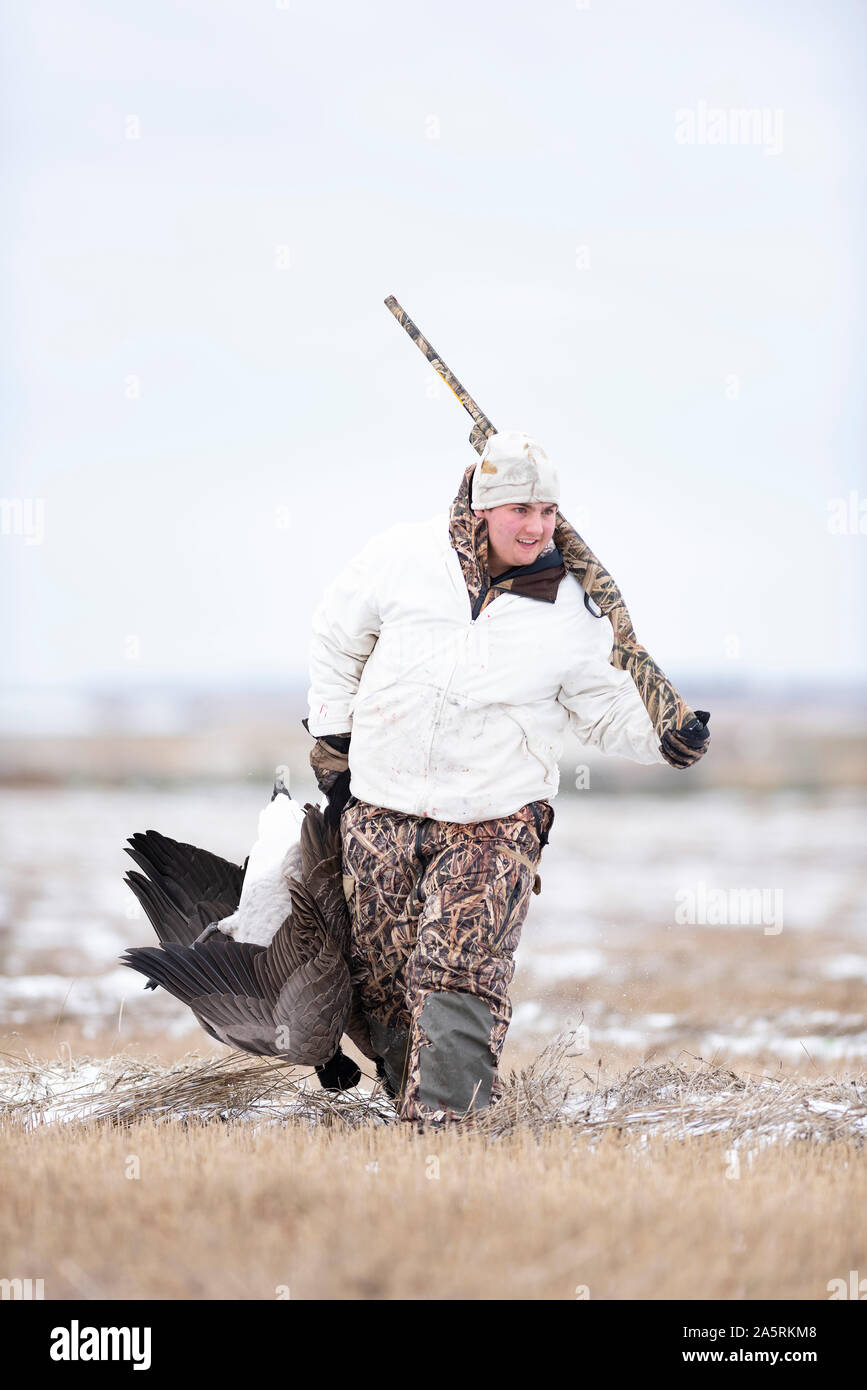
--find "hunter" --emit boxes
[304,430,709,1124]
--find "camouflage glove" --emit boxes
[302,720,352,830]
[660,710,711,770]
[303,724,350,794]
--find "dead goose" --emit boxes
[120,767,374,1090]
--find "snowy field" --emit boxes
[2,783,866,1302]
[1,783,865,1072]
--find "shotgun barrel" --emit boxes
[384,295,496,455]
[382,293,703,745]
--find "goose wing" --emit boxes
[124,830,245,946]
[121,938,284,1056]
[121,878,353,1064]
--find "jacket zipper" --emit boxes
[419,639,466,813]
[418,578,491,813]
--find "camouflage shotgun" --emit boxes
[384,293,707,748]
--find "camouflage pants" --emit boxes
[340,795,555,1123]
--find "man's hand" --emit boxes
[660,710,711,769]
[309,733,351,793]
[302,719,353,829]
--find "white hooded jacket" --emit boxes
[306,508,667,824]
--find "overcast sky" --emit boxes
[2,0,865,714]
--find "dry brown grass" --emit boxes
[5,1032,864,1140]
[1,1034,865,1300]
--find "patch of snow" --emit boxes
[523,948,607,982]
[823,955,867,982]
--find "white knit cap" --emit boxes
[471,430,560,509]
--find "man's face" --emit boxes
[474,501,558,573]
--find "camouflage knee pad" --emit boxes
[340,797,554,1122]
